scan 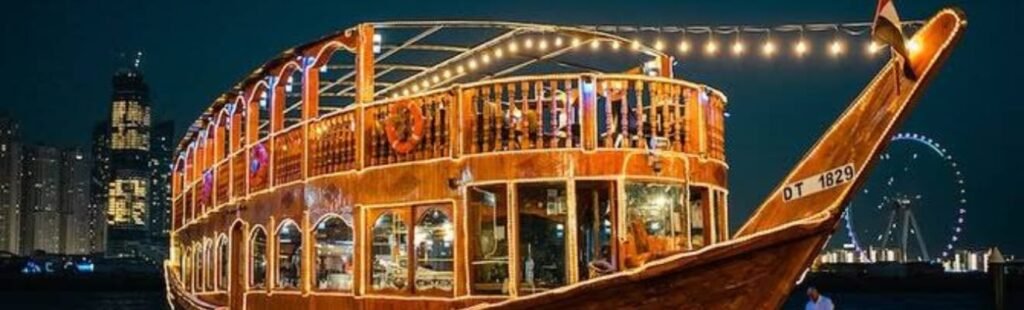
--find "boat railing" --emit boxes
[174,73,726,228]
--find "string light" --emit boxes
[631,40,641,51]
[762,40,776,57]
[705,40,718,55]
[420,80,429,88]
[482,54,491,64]
[467,59,478,70]
[731,40,745,56]
[571,37,582,47]
[539,38,549,51]
[443,69,452,79]
[412,85,420,92]
[678,40,691,53]
[612,40,621,50]
[829,40,844,56]
[654,40,665,51]
[403,89,410,96]
[554,37,564,47]
[456,64,465,74]
[494,48,504,59]
[867,41,882,55]
[794,39,808,56]
[524,38,534,49]
[590,39,600,50]
[509,41,518,53]
[432,75,440,83]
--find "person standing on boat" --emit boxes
[805,287,834,310]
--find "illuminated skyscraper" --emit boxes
[106,52,153,257]
[0,114,21,254]
[59,148,91,255]
[149,121,174,239]
[21,145,62,254]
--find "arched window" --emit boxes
[194,245,202,291]
[414,207,455,294]
[182,247,191,290]
[219,235,229,290]
[371,212,408,292]
[251,228,268,288]
[314,215,354,291]
[277,221,302,290]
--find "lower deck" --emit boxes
[171,149,728,309]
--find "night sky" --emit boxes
[2,0,1021,254]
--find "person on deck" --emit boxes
[805,286,835,310]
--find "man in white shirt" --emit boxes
[805,287,835,310]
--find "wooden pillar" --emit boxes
[355,23,375,170]
[301,211,312,294]
[580,75,598,151]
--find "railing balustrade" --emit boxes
[173,74,726,228]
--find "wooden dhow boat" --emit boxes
[166,7,965,309]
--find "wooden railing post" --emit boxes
[355,23,375,170]
[451,86,463,158]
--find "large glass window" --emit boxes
[251,229,267,289]
[371,212,408,292]
[315,216,355,291]
[576,181,615,280]
[219,236,229,290]
[277,221,302,290]
[623,182,685,268]
[517,182,568,295]
[205,242,214,291]
[414,207,455,295]
[468,185,510,295]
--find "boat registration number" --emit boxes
[782,163,856,202]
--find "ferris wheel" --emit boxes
[842,132,967,263]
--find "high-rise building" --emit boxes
[21,145,62,254]
[88,122,110,255]
[149,121,174,240]
[59,148,91,255]
[106,53,152,257]
[0,114,21,254]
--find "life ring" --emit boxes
[384,99,425,154]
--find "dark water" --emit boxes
[0,291,169,310]
[782,292,990,309]
[0,290,1006,309]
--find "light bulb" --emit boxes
[590,39,600,50]
[654,40,665,51]
[631,40,641,50]
[795,40,808,56]
[468,59,478,70]
[762,41,776,56]
[482,54,491,64]
[456,65,465,74]
[829,40,843,56]
[539,39,548,51]
[705,40,718,55]
[678,40,691,53]
[732,41,745,55]
[524,38,534,49]
[494,48,504,59]
[443,69,452,79]
[906,39,921,54]
[554,37,564,47]
[571,37,581,47]
[612,41,621,50]
[509,41,518,53]
[867,41,882,55]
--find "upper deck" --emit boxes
[170,21,728,231]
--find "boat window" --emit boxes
[689,186,708,249]
[516,182,568,295]
[371,212,409,292]
[206,242,214,291]
[315,216,355,291]
[251,228,267,289]
[277,221,302,290]
[219,237,228,290]
[468,184,510,295]
[414,207,455,295]
[623,182,685,268]
[576,181,615,280]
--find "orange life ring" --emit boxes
[384,99,425,154]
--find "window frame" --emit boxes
[274,219,303,291]
[313,214,356,293]
[249,226,269,290]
